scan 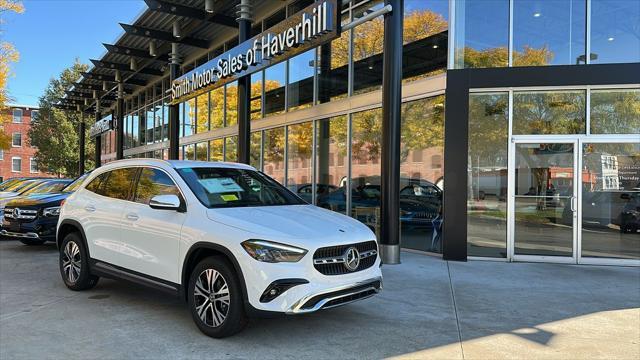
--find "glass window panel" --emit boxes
[263,127,286,184]
[139,109,146,144]
[184,98,195,136]
[153,102,162,143]
[351,108,382,238]
[209,139,224,162]
[316,116,349,213]
[591,0,640,64]
[353,1,385,95]
[264,62,286,116]
[184,144,195,160]
[287,122,313,201]
[251,72,263,121]
[467,93,509,258]
[250,131,262,170]
[400,96,445,253]
[196,93,209,133]
[513,0,586,66]
[210,88,224,129]
[318,25,349,103]
[162,101,169,141]
[402,0,449,82]
[225,81,238,126]
[196,142,208,161]
[582,143,640,259]
[513,90,586,134]
[225,136,238,162]
[453,0,509,68]
[287,50,315,111]
[132,111,139,147]
[590,89,640,134]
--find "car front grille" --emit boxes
[313,240,378,276]
[3,208,37,221]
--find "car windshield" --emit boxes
[62,173,90,193]
[11,180,43,194]
[23,180,71,195]
[3,180,33,192]
[0,178,23,191]
[176,167,306,208]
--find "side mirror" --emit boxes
[149,194,182,211]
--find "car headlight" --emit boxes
[42,206,61,217]
[241,240,307,263]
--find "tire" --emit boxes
[59,232,99,291]
[188,256,247,338]
[19,239,46,245]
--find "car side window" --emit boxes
[102,168,137,200]
[134,167,180,205]
[85,172,110,196]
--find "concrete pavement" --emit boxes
[0,240,638,359]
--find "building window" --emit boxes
[12,109,22,123]
[591,0,640,64]
[590,88,640,134]
[0,149,3,160]
[12,133,22,147]
[30,158,38,173]
[11,157,21,172]
[30,110,38,121]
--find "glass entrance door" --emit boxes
[510,141,578,262]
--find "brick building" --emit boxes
[0,105,55,181]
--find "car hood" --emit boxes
[0,191,19,199]
[5,192,70,208]
[206,205,373,246]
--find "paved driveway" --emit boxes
[0,240,638,359]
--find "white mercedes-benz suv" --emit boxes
[57,159,382,337]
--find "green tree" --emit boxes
[29,59,92,177]
[0,0,24,150]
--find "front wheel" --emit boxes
[59,233,99,291]
[188,256,247,338]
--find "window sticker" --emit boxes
[220,194,239,202]
[199,177,244,193]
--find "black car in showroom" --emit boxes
[1,174,88,245]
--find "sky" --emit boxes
[3,0,147,106]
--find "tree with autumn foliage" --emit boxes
[0,0,24,150]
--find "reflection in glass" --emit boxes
[196,93,209,133]
[351,109,382,238]
[514,143,575,257]
[225,81,238,126]
[287,122,313,201]
[209,139,224,162]
[251,72,262,121]
[318,28,349,102]
[210,87,224,129]
[146,106,154,144]
[400,96,445,253]
[225,136,237,162]
[590,89,640,134]
[184,144,195,160]
[353,1,384,95]
[582,143,640,259]
[591,0,640,64]
[263,127,285,184]
[453,0,509,68]
[315,116,348,213]
[513,0,585,66]
[402,0,448,82]
[250,132,262,170]
[184,98,196,136]
[467,93,509,257]
[196,142,208,161]
[513,90,586,134]
[288,50,315,111]
[264,62,286,116]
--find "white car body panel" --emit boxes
[58,158,382,314]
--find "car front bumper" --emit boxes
[285,277,382,314]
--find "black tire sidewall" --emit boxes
[59,232,98,291]
[187,256,247,338]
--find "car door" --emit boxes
[120,167,186,283]
[80,168,137,267]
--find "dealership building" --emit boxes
[57,0,639,266]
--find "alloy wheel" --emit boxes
[62,241,81,283]
[194,269,230,327]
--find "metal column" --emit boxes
[115,84,124,160]
[236,0,252,164]
[168,43,181,160]
[379,0,403,264]
[79,114,85,175]
[94,103,101,169]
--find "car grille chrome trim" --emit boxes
[286,277,382,314]
[0,230,40,239]
[312,241,378,275]
[4,208,38,220]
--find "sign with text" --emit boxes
[170,0,338,104]
[89,115,113,137]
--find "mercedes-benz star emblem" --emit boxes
[14,208,21,216]
[344,247,360,272]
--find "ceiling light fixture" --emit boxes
[533,12,541,17]
[205,0,214,13]
[173,21,182,38]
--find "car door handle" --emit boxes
[126,213,139,221]
[85,205,96,212]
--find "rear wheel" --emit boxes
[59,233,99,291]
[19,239,46,246]
[188,256,247,338]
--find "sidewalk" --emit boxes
[1,240,638,359]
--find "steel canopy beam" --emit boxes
[81,72,147,87]
[102,43,169,62]
[143,0,236,27]
[90,59,164,76]
[120,23,209,49]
